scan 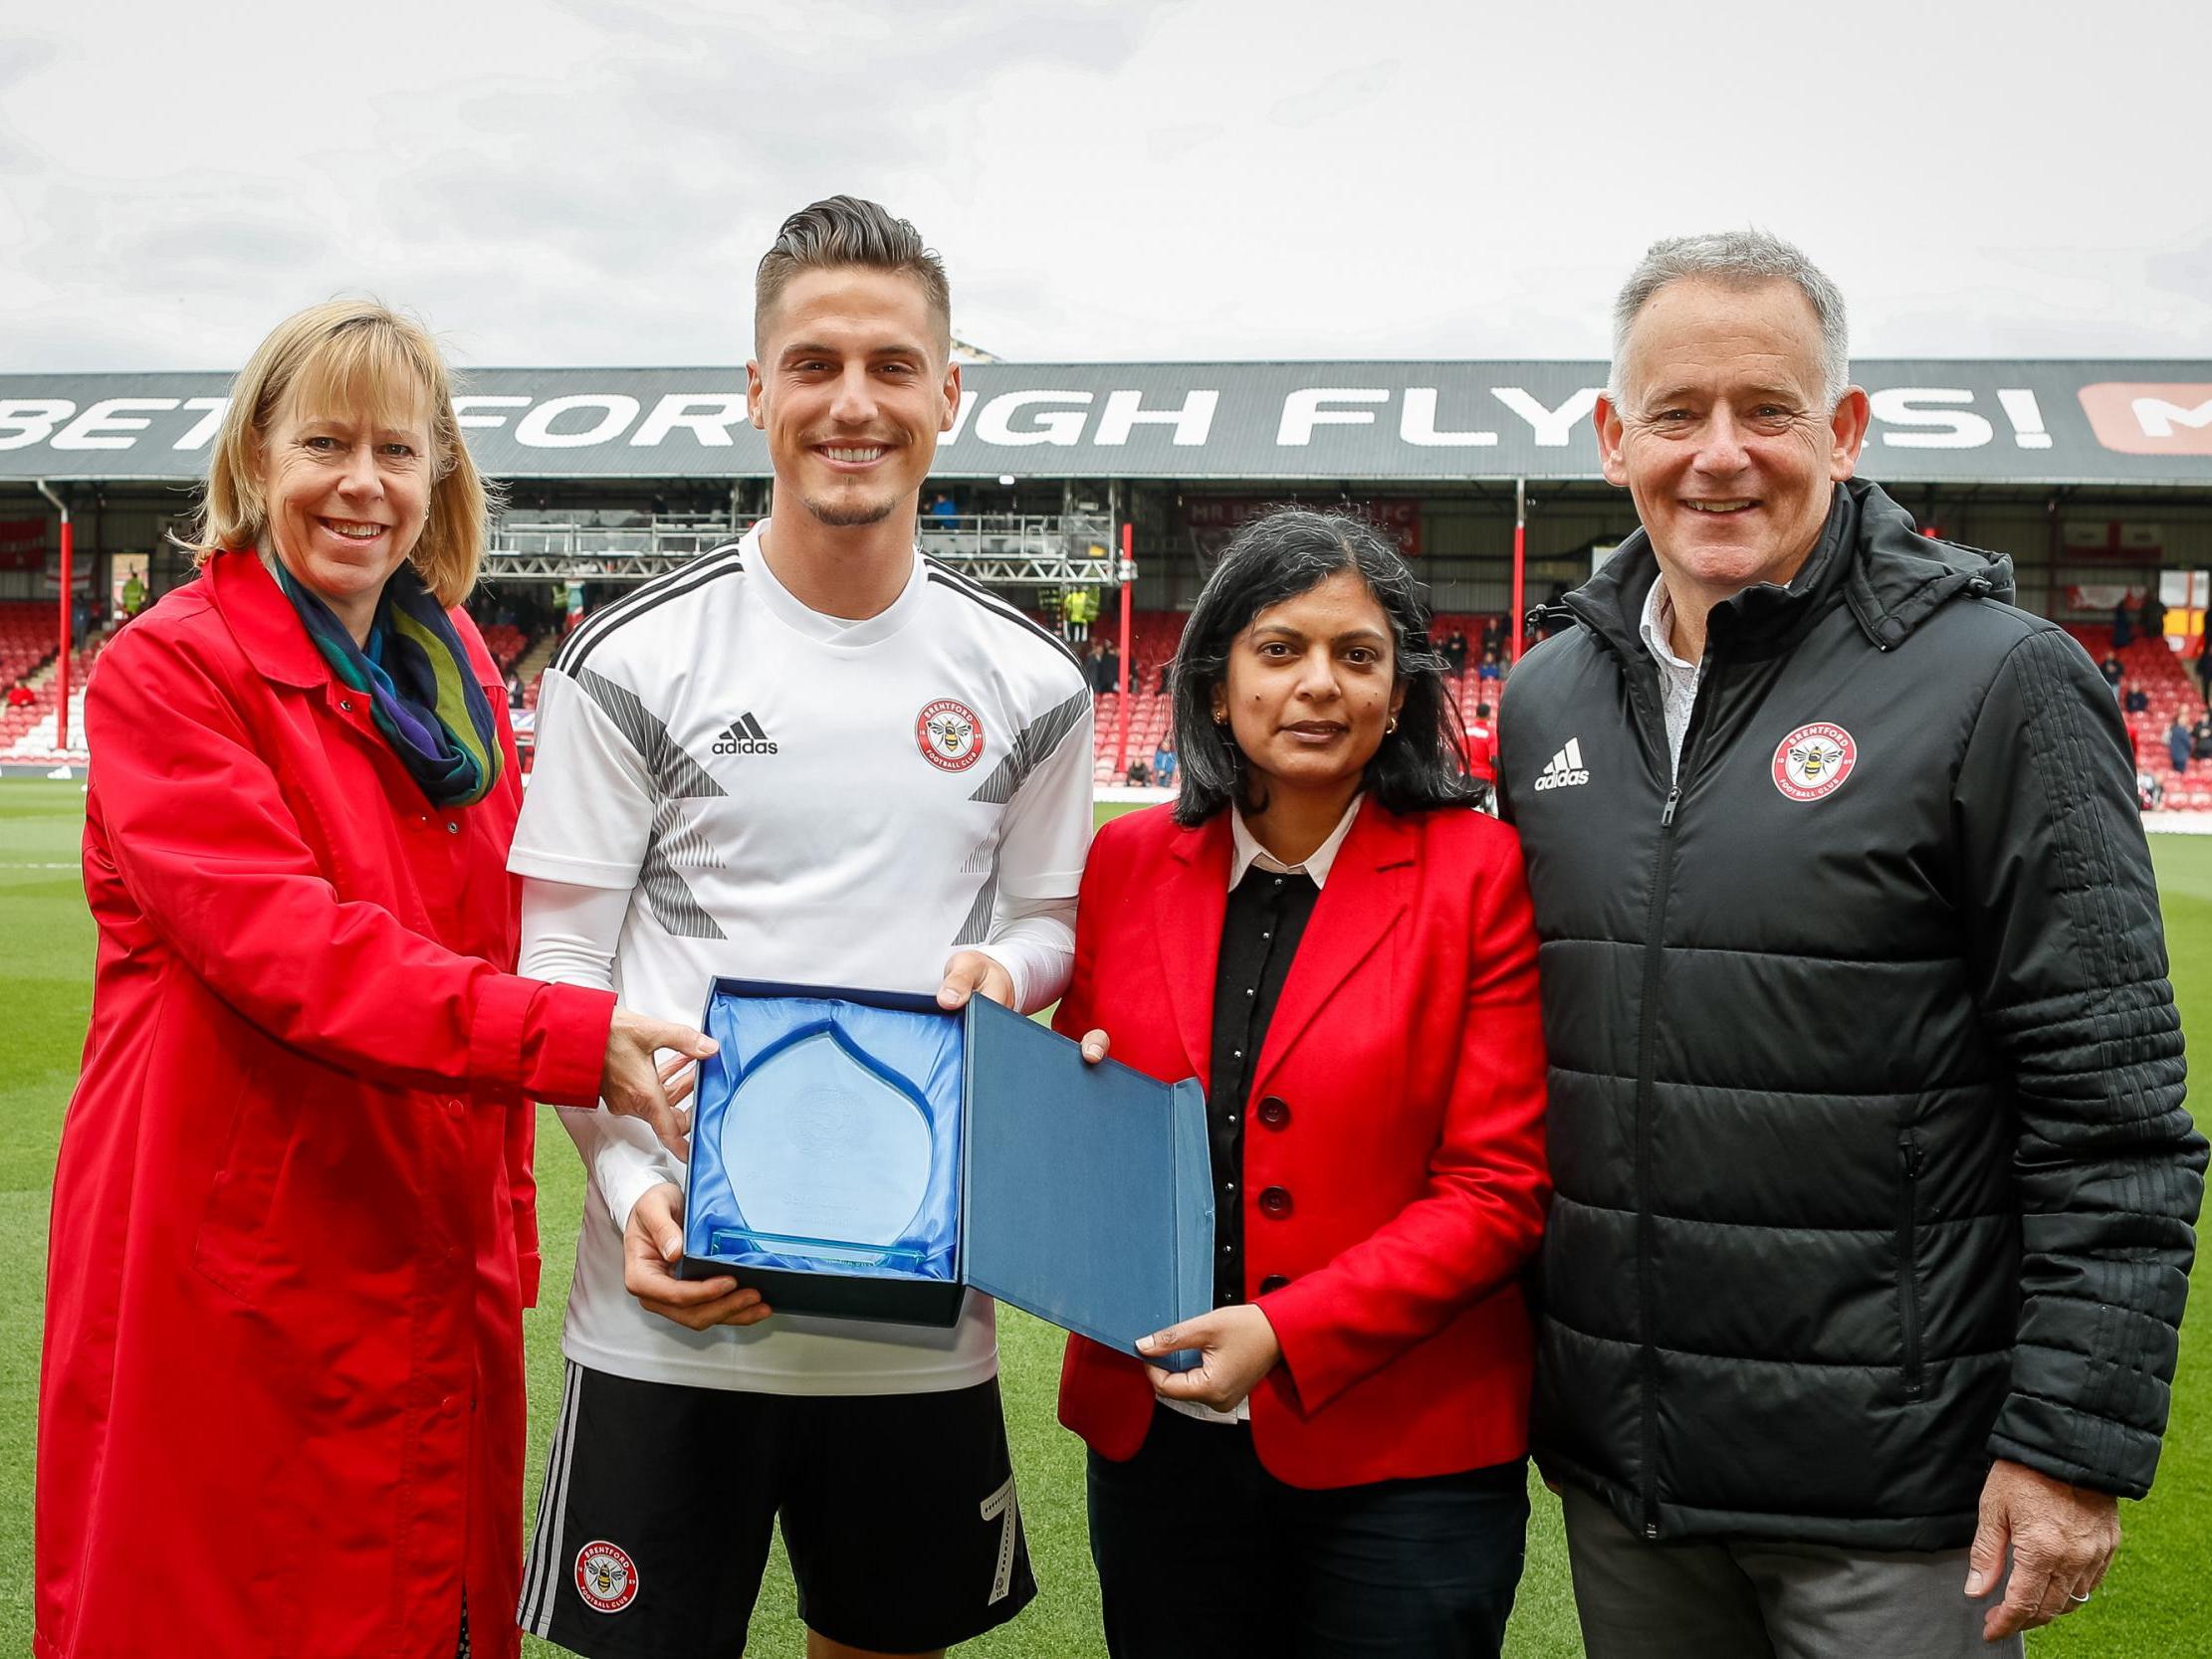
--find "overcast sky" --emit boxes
[4,0,2208,374]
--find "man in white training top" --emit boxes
[508,196,1093,1659]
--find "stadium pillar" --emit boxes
[37,479,73,753]
[1113,521,1134,780]
[1509,477,1527,663]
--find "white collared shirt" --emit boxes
[1227,791,1362,891]
[1639,576,1703,779]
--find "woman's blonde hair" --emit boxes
[182,298,492,605]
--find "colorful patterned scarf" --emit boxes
[274,558,504,807]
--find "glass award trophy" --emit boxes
[686,984,963,1300]
[684,978,1215,1346]
[715,1023,937,1271]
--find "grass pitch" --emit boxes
[0,780,2203,1654]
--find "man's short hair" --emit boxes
[755,195,951,357]
[1608,229,1849,409]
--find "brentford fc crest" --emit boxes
[574,1540,639,1613]
[916,699,986,771]
[1772,722,1858,802]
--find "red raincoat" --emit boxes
[37,552,616,1659]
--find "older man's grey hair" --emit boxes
[1607,230,1850,410]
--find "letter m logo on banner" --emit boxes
[2079,382,2212,455]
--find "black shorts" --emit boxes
[518,1360,1035,1657]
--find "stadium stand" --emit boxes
[0,603,52,671]
[514,633,560,712]
[0,617,106,761]
[478,623,530,674]
[1083,611,1182,783]
[2067,624,2212,808]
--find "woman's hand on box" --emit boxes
[601,1008,718,1159]
[1140,1304,1281,1412]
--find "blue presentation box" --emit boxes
[681,978,1215,1362]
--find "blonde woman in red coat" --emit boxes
[36,301,722,1659]
[1055,510,1550,1658]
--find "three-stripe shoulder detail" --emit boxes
[922,558,1084,671]
[549,543,747,678]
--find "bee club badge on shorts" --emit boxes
[1772,722,1858,802]
[916,699,986,772]
[573,1541,639,1614]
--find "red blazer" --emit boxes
[37,553,614,1659]
[1052,797,1549,1490]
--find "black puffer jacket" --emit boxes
[1498,479,2204,1551]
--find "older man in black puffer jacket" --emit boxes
[1500,230,2204,1659]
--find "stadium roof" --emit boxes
[5,361,2211,488]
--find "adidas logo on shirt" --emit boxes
[1532,737,1590,791]
[712,714,779,756]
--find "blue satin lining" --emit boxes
[691,992,963,1281]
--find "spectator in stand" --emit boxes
[2197,643,2212,704]
[2124,685,2150,715]
[1480,614,1503,658]
[2191,711,2212,761]
[1444,627,1469,677]
[505,669,526,711]
[2142,588,2167,642]
[2112,597,2134,651]
[120,571,147,618]
[1125,756,1152,787]
[1477,647,1502,685]
[2100,652,2124,691]
[927,490,959,521]
[1100,639,1121,695]
[34,299,710,1659]
[1152,734,1177,788]
[2167,716,2192,775]
[1464,701,1498,787]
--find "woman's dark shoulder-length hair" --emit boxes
[1170,507,1476,827]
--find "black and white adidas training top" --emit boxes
[511,522,1093,1395]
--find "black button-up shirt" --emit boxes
[1206,867,1321,1309]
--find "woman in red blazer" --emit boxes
[1054,509,1549,1658]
